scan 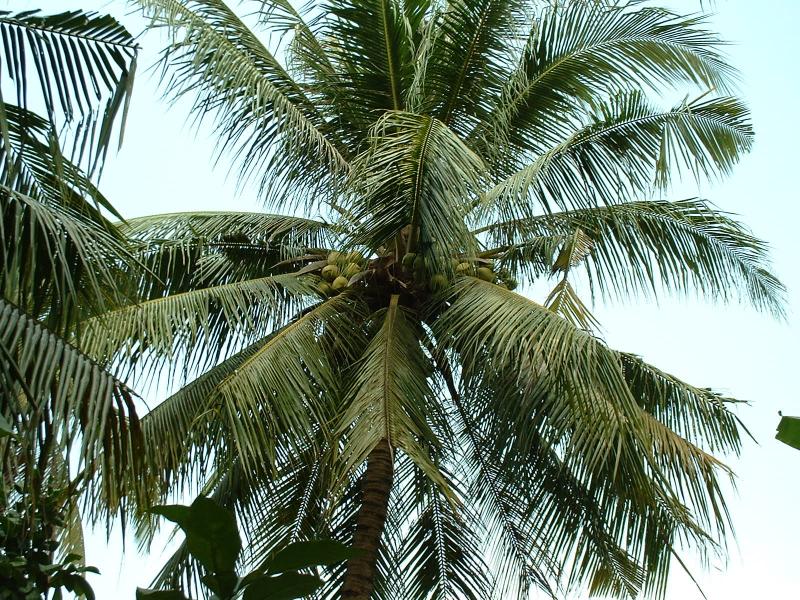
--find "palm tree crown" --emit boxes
[85,1,783,598]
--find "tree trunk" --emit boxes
[340,439,394,599]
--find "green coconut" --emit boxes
[504,277,518,291]
[455,262,471,274]
[346,251,364,264]
[429,273,449,293]
[331,276,349,291]
[413,255,426,272]
[477,267,495,282]
[327,251,342,265]
[343,262,361,278]
[321,264,340,281]
[317,282,332,296]
[401,252,417,268]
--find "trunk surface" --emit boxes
[340,439,394,599]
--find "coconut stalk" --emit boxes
[340,438,394,598]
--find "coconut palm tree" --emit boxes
[87,1,783,598]
[0,8,141,528]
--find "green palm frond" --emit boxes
[122,211,336,290]
[441,279,741,596]
[133,0,348,205]
[480,2,736,162]
[1,184,133,332]
[481,93,752,220]
[338,295,449,497]
[438,277,733,513]
[123,211,334,253]
[0,103,121,219]
[81,273,317,382]
[322,0,415,114]
[481,199,784,315]
[544,228,600,330]
[202,294,364,473]
[0,9,137,174]
[424,0,522,131]
[0,298,141,515]
[134,338,274,502]
[619,352,745,453]
[346,112,483,267]
[400,479,494,600]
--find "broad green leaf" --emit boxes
[149,497,241,573]
[135,589,190,600]
[148,505,191,528]
[242,573,323,600]
[201,571,239,598]
[776,416,800,450]
[0,414,14,437]
[266,540,362,573]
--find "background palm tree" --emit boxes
[84,1,784,598]
[0,8,141,539]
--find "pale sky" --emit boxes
[5,0,799,598]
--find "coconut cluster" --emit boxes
[400,253,518,292]
[317,251,366,296]
[456,258,518,290]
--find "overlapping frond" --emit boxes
[480,2,736,163]
[619,352,745,455]
[480,93,753,222]
[322,0,415,114]
[424,0,522,132]
[338,295,449,495]
[133,0,348,205]
[481,199,784,314]
[0,298,142,516]
[440,360,555,598]
[346,112,482,268]
[0,183,133,332]
[437,278,742,597]
[0,103,120,219]
[80,273,314,375]
[0,9,137,174]
[122,211,336,290]
[399,480,494,600]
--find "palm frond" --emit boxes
[479,2,737,163]
[322,0,415,114]
[399,477,494,600]
[122,211,335,290]
[0,298,142,517]
[133,338,273,504]
[338,295,450,497]
[480,93,752,222]
[201,294,364,474]
[424,0,522,132]
[0,9,137,174]
[441,280,742,596]
[0,102,121,219]
[346,112,483,267]
[133,0,348,205]
[80,273,317,382]
[1,183,134,332]
[433,352,555,598]
[544,228,600,330]
[619,352,745,456]
[481,199,784,315]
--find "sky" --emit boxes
[4,0,800,598]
